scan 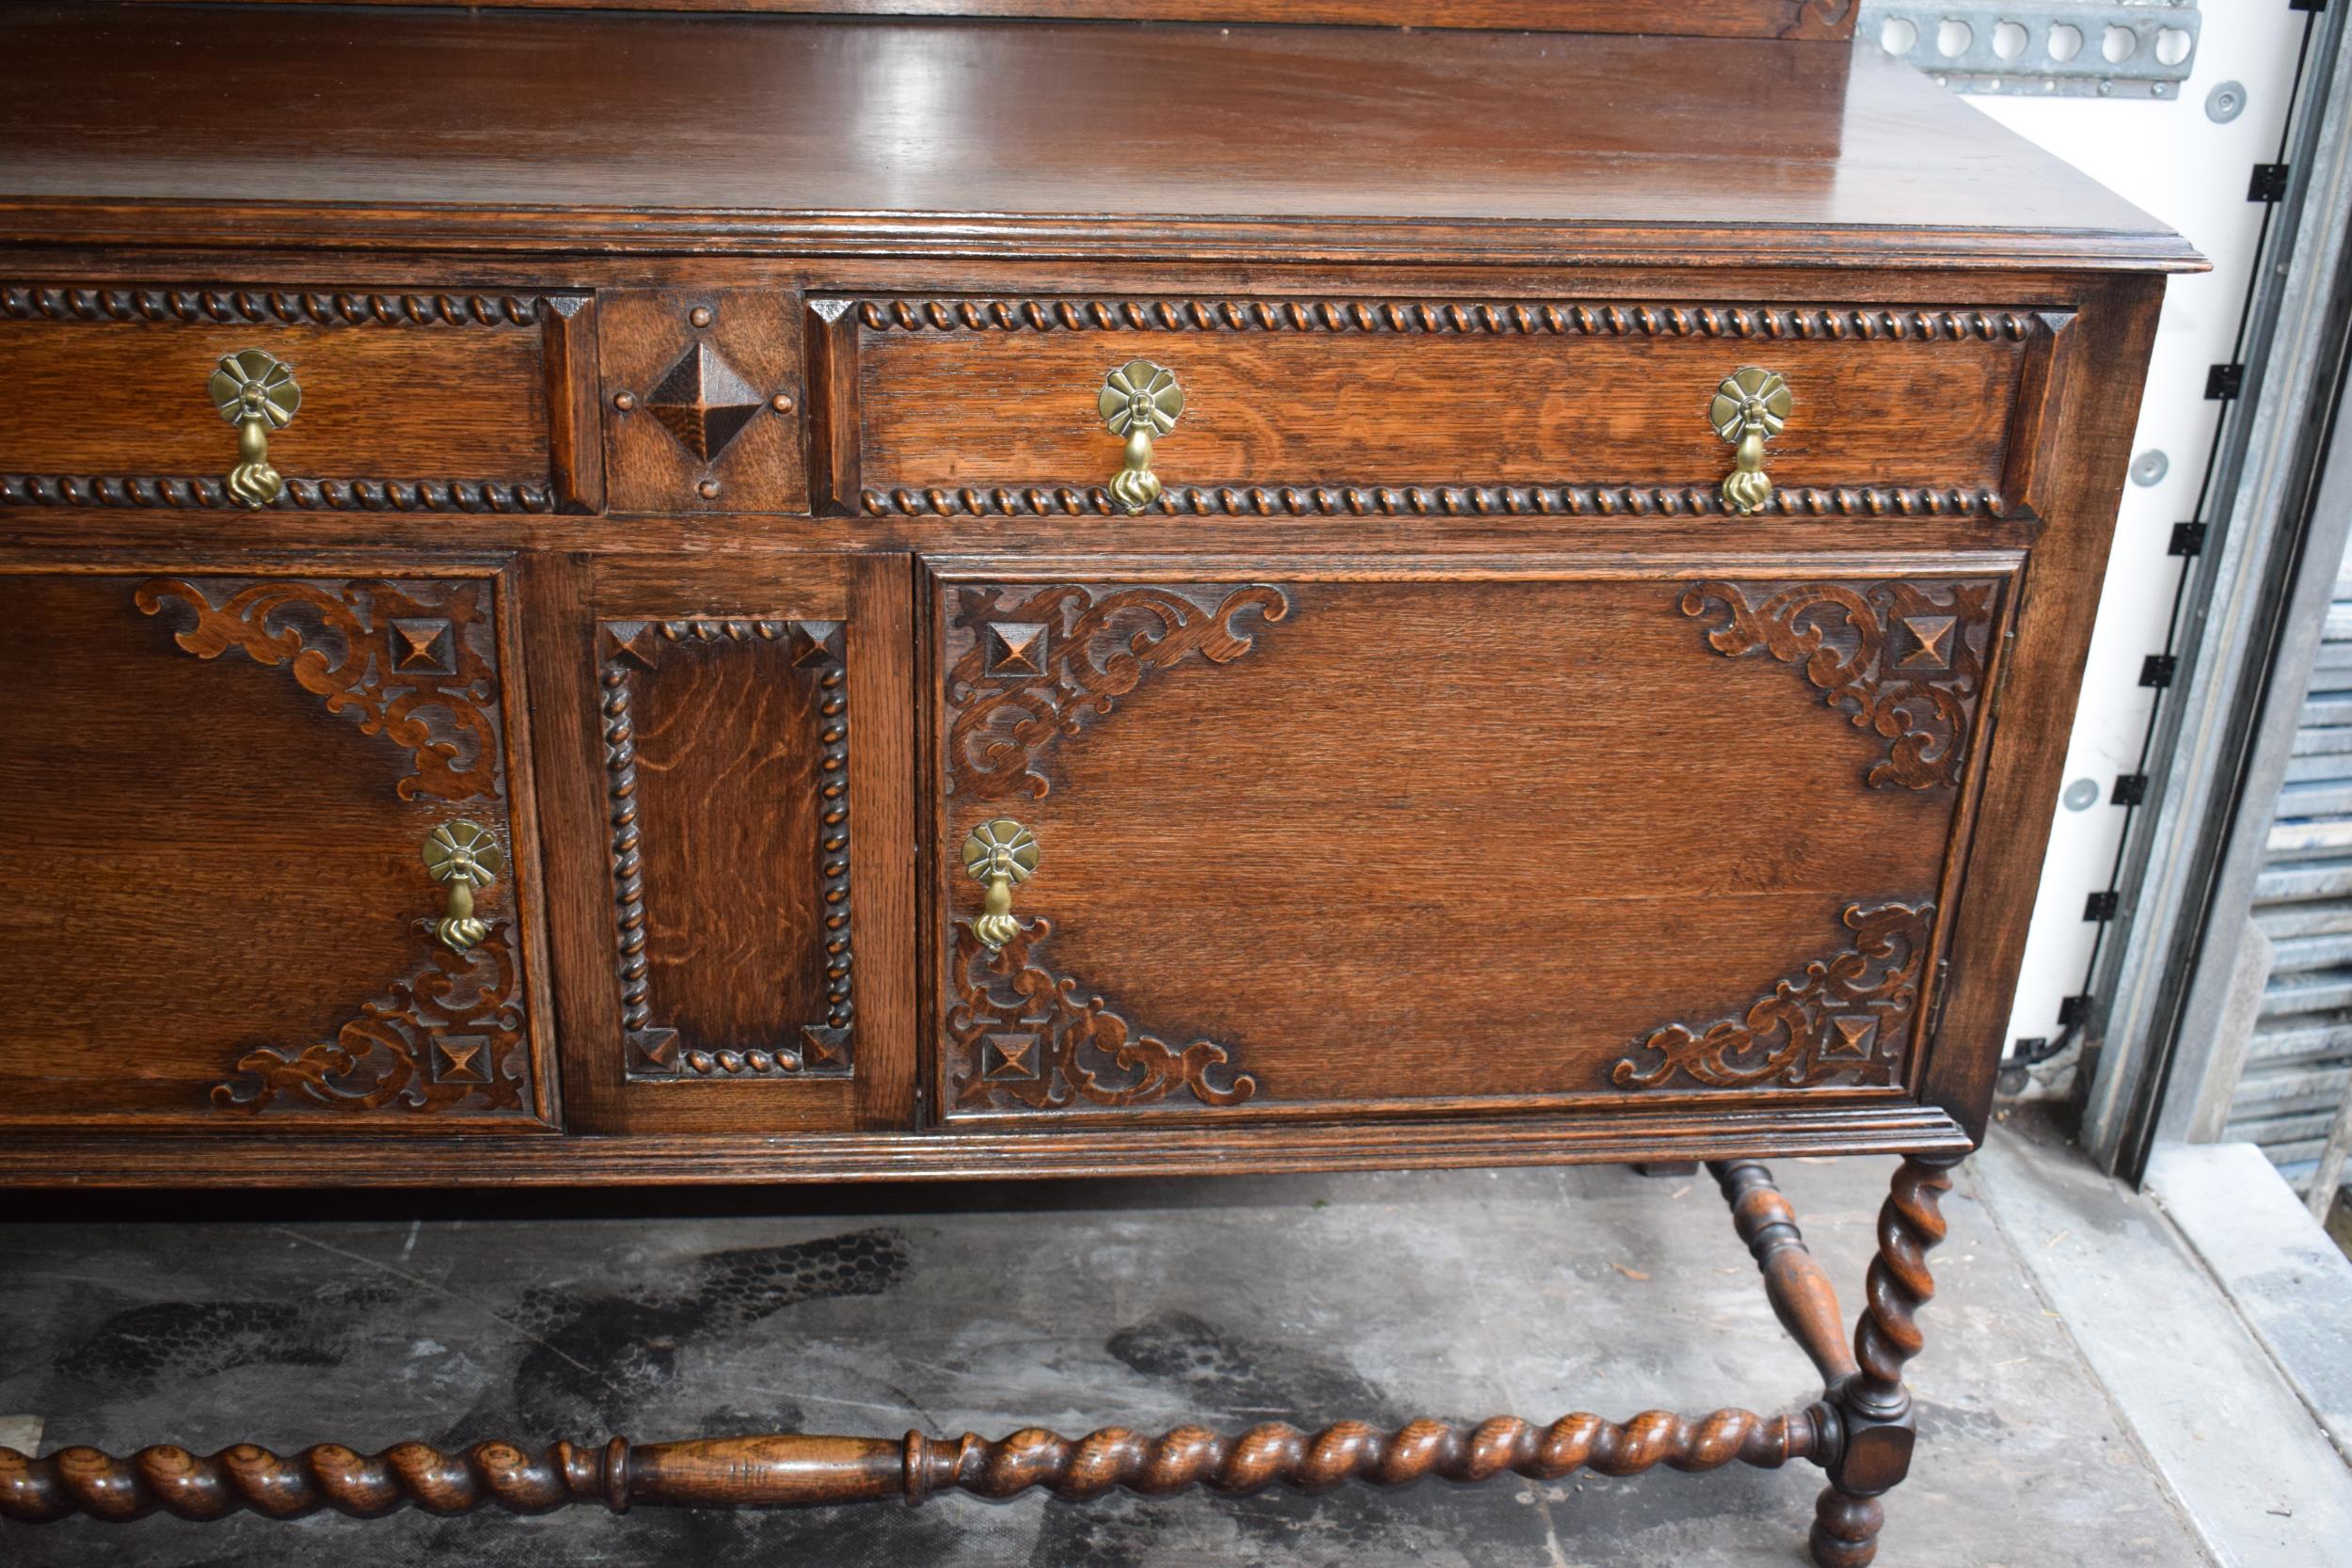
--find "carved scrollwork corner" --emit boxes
[945,582,1289,799]
[134,576,505,803]
[211,923,529,1116]
[1679,579,1999,789]
[1612,902,1935,1091]
[947,918,1256,1113]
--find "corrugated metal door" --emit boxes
[2233,554,2352,1192]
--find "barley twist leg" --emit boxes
[1810,1154,1960,1568]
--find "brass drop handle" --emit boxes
[421,819,505,955]
[208,349,302,507]
[961,817,1039,951]
[1709,366,1790,515]
[1098,359,1184,514]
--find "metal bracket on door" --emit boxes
[1857,2,2201,100]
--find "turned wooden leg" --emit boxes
[1705,1160,1859,1391]
[1808,1155,1959,1568]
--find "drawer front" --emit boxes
[818,295,2073,518]
[0,284,600,513]
[542,553,916,1134]
[0,563,552,1130]
[927,556,2015,1123]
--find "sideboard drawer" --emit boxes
[0,285,600,513]
[0,562,554,1131]
[818,295,2074,519]
[928,556,2016,1123]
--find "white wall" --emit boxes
[1903,8,2312,1084]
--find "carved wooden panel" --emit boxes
[1680,578,2005,789]
[599,289,804,514]
[817,299,2069,515]
[928,561,2005,1122]
[0,285,597,512]
[597,616,853,1083]
[0,568,548,1130]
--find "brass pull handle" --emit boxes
[1098,360,1184,514]
[208,349,302,507]
[961,817,1039,951]
[1709,366,1790,515]
[421,819,505,955]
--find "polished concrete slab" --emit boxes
[0,1144,2219,1567]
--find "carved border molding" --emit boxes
[135,576,505,803]
[4,476,556,513]
[1611,902,1934,1091]
[849,298,2035,342]
[1,285,544,328]
[211,926,531,1116]
[866,483,2005,520]
[600,618,855,1081]
[947,918,1257,1113]
[945,581,1290,800]
[1680,578,2001,789]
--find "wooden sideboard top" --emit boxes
[0,3,2197,270]
[130,0,1866,37]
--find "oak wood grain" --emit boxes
[136,0,1862,40]
[845,308,2032,499]
[928,559,2015,1120]
[0,317,551,482]
[0,1102,1975,1187]
[0,8,2195,271]
[0,566,550,1131]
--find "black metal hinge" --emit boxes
[2084,891,2120,922]
[2058,993,2094,1028]
[2169,522,2208,557]
[2249,164,2291,202]
[2290,0,2326,14]
[2140,654,2178,689]
[2113,773,2150,806]
[2207,363,2246,400]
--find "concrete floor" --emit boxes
[0,1139,2231,1567]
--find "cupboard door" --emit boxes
[0,564,552,1130]
[544,553,914,1133]
[926,556,2017,1124]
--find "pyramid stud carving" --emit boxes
[1823,1015,1880,1061]
[982,1032,1042,1081]
[431,1034,490,1084]
[801,1024,851,1068]
[983,622,1049,677]
[1896,615,1957,671]
[628,1027,681,1072]
[644,341,765,462]
[788,620,847,667]
[389,617,455,674]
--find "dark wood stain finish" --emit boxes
[146,0,1863,40]
[0,566,551,1130]
[0,4,2191,1561]
[828,299,2053,510]
[927,562,2008,1122]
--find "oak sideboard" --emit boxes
[0,4,2201,1564]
